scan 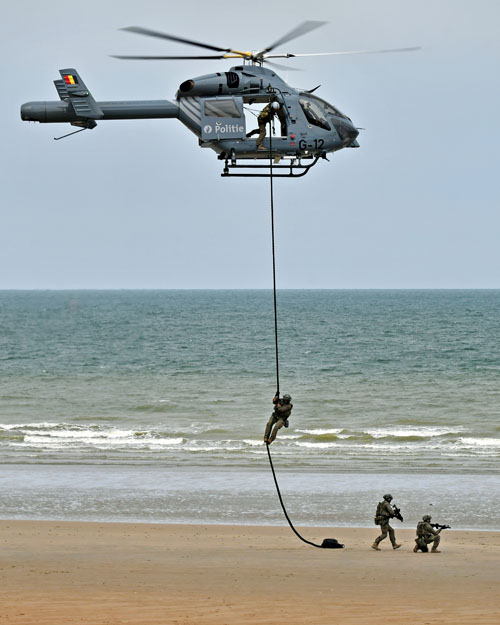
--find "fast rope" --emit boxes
[269,121,280,397]
[266,442,323,548]
[266,120,326,550]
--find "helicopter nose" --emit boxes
[335,122,359,146]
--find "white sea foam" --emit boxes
[458,437,500,447]
[242,439,264,447]
[21,433,184,448]
[295,428,343,435]
[362,426,467,438]
[8,420,499,464]
[28,429,136,439]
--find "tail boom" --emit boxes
[21,100,179,123]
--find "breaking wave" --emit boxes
[0,421,498,470]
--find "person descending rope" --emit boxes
[264,393,293,444]
[246,99,287,151]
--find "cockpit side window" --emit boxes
[299,97,331,131]
[204,99,241,118]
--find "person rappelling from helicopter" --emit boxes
[264,393,293,444]
[246,98,287,151]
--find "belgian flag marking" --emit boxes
[63,74,78,85]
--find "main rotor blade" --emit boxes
[263,59,301,72]
[267,46,421,59]
[255,21,327,58]
[120,26,232,53]
[111,54,226,60]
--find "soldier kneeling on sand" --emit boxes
[414,515,443,553]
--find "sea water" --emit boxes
[0,290,499,529]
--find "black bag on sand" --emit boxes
[321,538,344,549]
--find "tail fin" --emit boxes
[54,68,103,120]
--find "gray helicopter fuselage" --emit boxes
[176,65,359,159]
[20,65,358,161]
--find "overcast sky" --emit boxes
[1,0,499,288]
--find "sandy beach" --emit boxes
[0,521,498,624]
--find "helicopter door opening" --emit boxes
[200,97,246,141]
[243,99,288,139]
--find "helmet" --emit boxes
[271,101,281,110]
[383,494,393,502]
[282,393,291,402]
[423,515,431,522]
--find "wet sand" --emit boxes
[0,521,498,624]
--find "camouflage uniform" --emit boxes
[264,394,293,444]
[414,516,442,553]
[246,103,287,149]
[372,494,401,550]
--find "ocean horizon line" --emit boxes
[1,287,500,292]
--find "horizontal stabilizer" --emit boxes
[56,68,103,120]
[54,79,70,101]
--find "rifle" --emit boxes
[430,523,451,531]
[392,504,404,523]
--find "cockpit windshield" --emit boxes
[300,93,350,121]
[299,97,331,131]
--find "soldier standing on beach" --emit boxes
[413,515,443,553]
[264,393,293,444]
[371,494,402,550]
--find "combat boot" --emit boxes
[371,543,381,551]
[393,544,402,550]
[431,549,441,553]
[413,544,419,553]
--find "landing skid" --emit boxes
[221,154,323,178]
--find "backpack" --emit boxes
[417,521,426,537]
[374,502,384,525]
[321,538,344,549]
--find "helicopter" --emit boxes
[20,21,419,178]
